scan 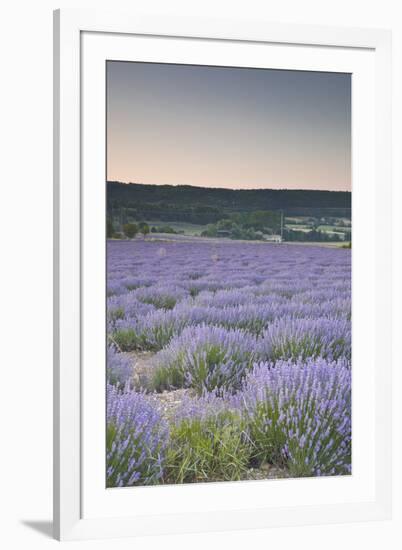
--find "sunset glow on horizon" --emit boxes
[107,62,351,192]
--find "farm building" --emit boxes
[263,234,282,243]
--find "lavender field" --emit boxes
[106,239,351,487]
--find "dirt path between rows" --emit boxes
[128,351,193,420]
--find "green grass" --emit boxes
[146,220,206,236]
[110,329,143,352]
[163,412,252,484]
[285,224,311,232]
[151,361,186,391]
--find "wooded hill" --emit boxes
[107,181,351,225]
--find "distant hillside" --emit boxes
[107,181,351,224]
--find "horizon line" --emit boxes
[107,180,351,194]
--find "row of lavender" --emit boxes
[106,240,351,486]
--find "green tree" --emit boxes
[123,223,138,239]
[230,223,243,239]
[138,222,150,238]
[217,219,234,230]
[201,224,218,238]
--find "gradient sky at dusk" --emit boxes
[107,61,351,192]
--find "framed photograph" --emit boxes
[53,9,392,541]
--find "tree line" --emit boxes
[107,181,351,223]
[107,220,150,239]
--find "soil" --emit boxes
[151,388,193,422]
[128,351,156,389]
[128,351,193,421]
[244,463,289,481]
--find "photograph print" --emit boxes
[105,61,351,488]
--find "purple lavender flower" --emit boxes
[106,384,168,486]
[106,346,133,387]
[232,358,351,476]
[153,324,257,393]
[258,317,351,362]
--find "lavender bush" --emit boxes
[106,384,168,487]
[106,346,133,386]
[234,358,351,476]
[152,324,257,393]
[258,317,351,362]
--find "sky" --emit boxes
[107,61,351,192]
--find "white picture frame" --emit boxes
[53,8,392,541]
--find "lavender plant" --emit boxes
[258,317,351,362]
[233,358,351,476]
[152,324,257,393]
[133,284,188,310]
[106,346,133,386]
[106,384,168,487]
